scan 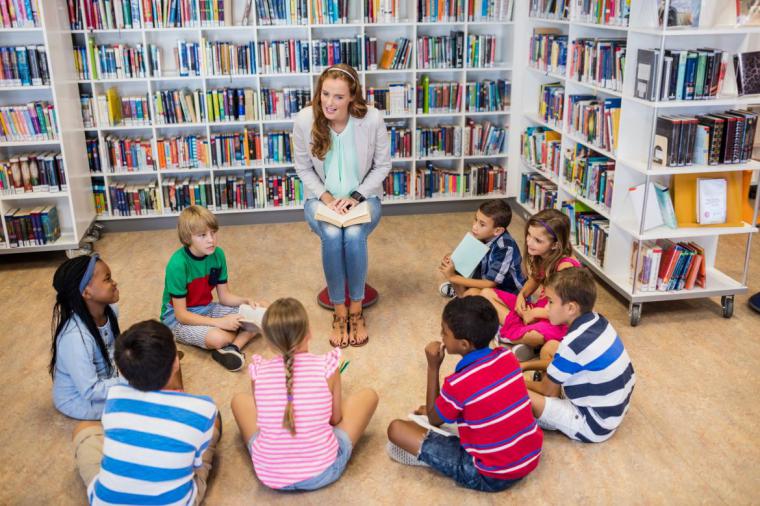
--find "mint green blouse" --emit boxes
[323,116,360,198]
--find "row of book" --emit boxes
[367,84,413,116]
[574,0,629,26]
[563,145,615,210]
[0,153,66,195]
[521,126,561,178]
[416,125,461,158]
[1,0,39,28]
[381,162,507,199]
[416,33,464,70]
[569,38,626,93]
[109,181,162,215]
[466,34,498,69]
[260,88,310,120]
[634,48,730,102]
[0,46,49,87]
[653,109,758,167]
[417,78,461,114]
[81,92,150,127]
[387,122,412,158]
[0,102,57,141]
[529,30,567,74]
[383,169,410,199]
[465,79,510,112]
[468,0,514,21]
[203,40,258,76]
[417,0,464,23]
[568,95,621,155]
[379,38,413,70]
[365,0,397,23]
[561,202,609,268]
[519,173,557,211]
[75,42,148,81]
[467,162,507,195]
[529,0,568,19]
[311,0,348,24]
[258,39,311,74]
[105,136,154,172]
[631,240,706,292]
[416,162,462,198]
[463,119,507,156]
[312,37,364,71]
[538,82,564,126]
[210,130,290,166]
[4,205,60,247]
[260,0,307,25]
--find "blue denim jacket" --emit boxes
[52,305,125,420]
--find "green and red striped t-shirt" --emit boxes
[160,246,228,319]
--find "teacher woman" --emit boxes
[293,63,391,348]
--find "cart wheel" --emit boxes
[722,296,734,319]
[629,304,642,327]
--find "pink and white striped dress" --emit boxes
[249,347,341,489]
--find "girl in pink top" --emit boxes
[481,209,580,364]
[231,298,378,491]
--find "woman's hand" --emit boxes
[329,198,359,215]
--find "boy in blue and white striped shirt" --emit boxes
[525,268,636,443]
[71,320,220,505]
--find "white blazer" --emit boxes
[292,105,392,199]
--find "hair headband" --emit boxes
[536,220,557,241]
[78,253,100,294]
[326,66,356,83]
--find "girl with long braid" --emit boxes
[50,254,124,419]
[231,298,378,491]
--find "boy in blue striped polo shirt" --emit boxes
[525,268,636,443]
[71,320,220,505]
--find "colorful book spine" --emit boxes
[202,40,256,76]
[4,204,61,247]
[310,0,348,24]
[199,0,241,26]
[152,89,205,124]
[156,135,209,169]
[382,168,411,199]
[91,179,107,215]
[209,129,262,167]
[570,38,626,92]
[86,138,103,172]
[213,173,265,210]
[416,33,464,69]
[463,119,507,156]
[311,37,364,72]
[205,88,260,123]
[416,125,462,158]
[563,144,615,209]
[464,79,510,112]
[109,180,162,216]
[266,171,303,207]
[568,95,621,155]
[365,0,400,23]
[417,0,464,22]
[529,31,567,74]
[573,0,630,26]
[521,126,561,178]
[467,34,497,68]
[363,37,378,69]
[73,0,144,30]
[0,153,65,194]
[466,162,507,195]
[262,131,293,163]
[520,173,557,211]
[0,101,57,141]
[105,136,154,172]
[468,0,513,21]
[529,0,569,18]
[539,82,564,126]
[257,39,311,74]
[561,201,609,266]
[387,122,412,158]
[0,46,49,87]
[416,79,461,114]
[73,46,90,80]
[367,83,414,115]
[91,91,151,127]
[141,0,198,28]
[92,43,149,80]
[416,161,462,198]
[260,87,310,120]
[161,176,213,213]
[2,0,40,28]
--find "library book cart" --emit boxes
[0,1,98,256]
[513,0,759,325]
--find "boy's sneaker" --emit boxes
[512,343,538,362]
[439,282,456,298]
[386,442,429,467]
[523,370,542,383]
[211,344,245,372]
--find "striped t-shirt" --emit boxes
[249,347,342,489]
[547,312,636,443]
[88,385,217,506]
[435,347,543,480]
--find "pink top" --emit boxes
[249,347,341,489]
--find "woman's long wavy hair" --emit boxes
[310,64,367,160]
[50,256,119,378]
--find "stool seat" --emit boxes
[317,284,379,309]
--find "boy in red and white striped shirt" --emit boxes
[387,296,543,492]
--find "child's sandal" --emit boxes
[330,314,349,349]
[348,312,369,347]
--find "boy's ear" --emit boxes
[492,226,506,237]
[567,300,581,316]
[459,338,475,354]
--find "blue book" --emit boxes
[451,233,490,278]
[15,47,30,86]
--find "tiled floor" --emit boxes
[1,209,758,504]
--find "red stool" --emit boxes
[317,283,379,309]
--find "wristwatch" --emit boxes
[350,191,366,203]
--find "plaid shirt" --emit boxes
[474,232,525,293]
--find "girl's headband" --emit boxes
[78,253,100,294]
[536,220,557,241]
[326,66,356,83]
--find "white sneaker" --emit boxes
[439,282,456,298]
[512,344,538,362]
[386,442,429,467]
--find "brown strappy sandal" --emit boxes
[329,314,349,349]
[348,312,369,347]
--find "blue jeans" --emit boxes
[418,432,522,493]
[304,197,382,304]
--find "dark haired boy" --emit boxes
[526,268,636,443]
[386,296,542,492]
[71,320,220,505]
[439,199,525,298]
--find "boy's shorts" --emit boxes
[162,303,239,348]
[73,424,104,488]
[538,397,610,442]
[418,431,521,493]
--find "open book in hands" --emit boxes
[315,201,371,228]
[238,304,266,330]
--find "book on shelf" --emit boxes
[416,125,462,158]
[416,162,463,198]
[105,135,155,172]
[417,76,461,114]
[568,95,621,154]
[451,232,489,277]
[521,126,561,178]
[573,0,629,26]
[466,162,506,196]
[416,32,464,69]
[156,135,209,170]
[310,0,349,24]
[367,83,413,116]
[162,176,214,213]
[315,201,371,227]
[653,182,678,229]
[539,82,564,125]
[631,239,706,292]
[142,0,199,28]
[204,88,260,123]
[214,172,263,210]
[468,0,513,21]
[627,182,664,231]
[4,205,60,247]
[387,122,412,158]
[253,0,306,25]
[563,144,615,210]
[2,0,40,28]
[379,38,412,70]
[671,171,745,227]
[364,37,378,69]
[92,179,107,215]
[466,34,497,68]
[210,129,262,167]
[69,0,142,30]
[200,0,236,26]
[658,0,700,28]
[733,51,760,96]
[260,87,310,120]
[570,38,626,93]
[86,138,102,173]
[417,0,464,22]
[383,168,411,199]
[109,181,162,216]
[529,29,567,74]
[86,91,150,128]
[262,131,293,163]
[365,0,400,23]
[267,171,303,207]
[635,48,730,102]
[202,40,255,76]
[258,39,310,74]
[463,119,507,156]
[153,89,205,125]
[0,46,49,87]
[696,178,727,225]
[465,79,510,113]
[560,200,609,267]
[737,0,760,25]
[530,0,569,19]
[0,153,66,195]
[520,173,557,211]
[0,101,57,141]
[86,42,149,80]
[312,37,364,71]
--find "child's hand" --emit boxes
[522,308,536,325]
[438,257,456,279]
[515,292,527,315]
[252,300,269,308]
[217,314,243,331]
[424,341,445,369]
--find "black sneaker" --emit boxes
[439,282,456,298]
[211,344,245,372]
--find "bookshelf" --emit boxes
[0,1,96,255]
[514,0,760,325]
[68,0,515,220]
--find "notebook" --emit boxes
[450,233,489,278]
[315,201,371,228]
[238,304,266,330]
[696,178,727,224]
[733,51,760,96]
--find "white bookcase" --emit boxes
[512,0,760,325]
[0,2,96,255]
[71,0,514,220]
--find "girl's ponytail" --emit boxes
[282,350,296,435]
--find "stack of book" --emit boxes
[267,171,303,207]
[521,126,561,178]
[563,144,615,210]
[561,201,609,267]
[520,173,557,211]
[654,110,758,167]
[379,38,413,70]
[570,38,626,92]
[162,176,214,212]
[258,0,307,24]
[202,40,256,76]
[205,88,260,123]
[257,39,310,74]
[416,78,462,114]
[311,37,363,71]
[367,83,413,115]
[416,32,464,69]
[4,205,60,246]
[3,0,40,28]
[466,34,497,68]
[109,181,162,216]
[529,29,567,74]
[468,0,513,21]
[464,80,510,112]
[416,125,462,158]
[539,82,564,126]
[260,88,310,120]
[383,169,411,199]
[214,173,265,211]
[573,0,629,26]
[210,129,262,167]
[311,0,349,23]
[104,136,154,172]
[416,161,462,198]
[467,162,507,195]
[0,153,66,194]
[156,135,209,170]
[634,48,729,102]
[418,0,464,22]
[387,122,412,158]
[529,0,569,19]
[568,95,621,155]
[152,89,205,125]
[0,101,57,141]
[630,240,706,292]
[86,139,103,173]
[463,119,507,156]
[0,46,49,87]
[365,0,399,23]
[263,131,293,163]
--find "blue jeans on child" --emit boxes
[418,431,522,493]
[248,427,353,491]
[304,197,382,304]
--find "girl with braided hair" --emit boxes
[50,254,124,419]
[231,297,378,491]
